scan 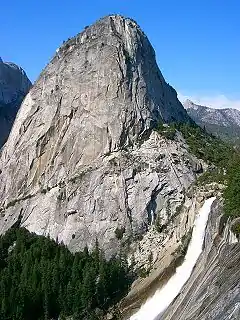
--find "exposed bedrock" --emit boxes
[161,200,240,320]
[0,58,31,148]
[0,15,193,257]
[120,197,239,320]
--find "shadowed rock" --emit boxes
[0,59,31,148]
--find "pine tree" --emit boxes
[96,258,109,309]
[0,227,131,319]
[81,266,97,311]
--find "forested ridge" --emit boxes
[156,122,240,229]
[176,123,240,223]
[0,227,131,320]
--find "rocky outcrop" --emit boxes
[1,15,238,320]
[161,199,240,320]
[120,185,223,317]
[120,190,240,320]
[184,99,240,146]
[0,58,31,148]
[0,15,194,257]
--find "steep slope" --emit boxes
[1,15,239,320]
[129,197,216,320]
[0,15,196,257]
[121,185,240,320]
[162,200,240,320]
[184,99,240,146]
[0,58,31,148]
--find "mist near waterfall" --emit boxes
[130,197,216,320]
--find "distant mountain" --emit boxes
[184,99,240,146]
[0,58,31,148]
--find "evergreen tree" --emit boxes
[0,227,131,320]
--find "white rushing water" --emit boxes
[130,197,216,320]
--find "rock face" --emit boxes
[0,58,31,148]
[162,200,240,320]
[1,15,238,319]
[184,99,240,146]
[0,15,194,257]
[120,185,222,317]
[120,190,239,320]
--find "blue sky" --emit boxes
[1,0,240,108]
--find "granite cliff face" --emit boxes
[162,200,240,320]
[0,15,196,257]
[184,99,240,146]
[0,58,31,148]
[120,190,240,320]
[0,14,239,319]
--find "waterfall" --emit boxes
[130,197,216,320]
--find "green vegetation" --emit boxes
[189,117,240,147]
[115,226,126,240]
[175,122,233,167]
[178,123,240,218]
[231,221,240,238]
[223,157,240,218]
[137,267,149,278]
[196,168,225,185]
[0,227,131,320]
[155,123,176,140]
[175,123,240,219]
[156,122,240,219]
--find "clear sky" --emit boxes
[1,0,240,108]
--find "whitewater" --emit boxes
[130,197,216,320]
